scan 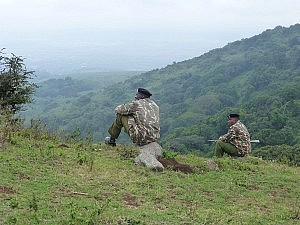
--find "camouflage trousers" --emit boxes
[108,114,130,139]
[215,140,239,157]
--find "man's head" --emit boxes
[227,113,240,126]
[135,88,152,100]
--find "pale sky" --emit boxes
[1,0,299,73]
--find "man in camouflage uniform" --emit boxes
[215,113,251,157]
[105,88,160,146]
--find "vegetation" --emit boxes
[0,34,299,223]
[0,49,37,114]
[22,71,142,130]
[0,117,299,224]
[252,144,300,166]
[23,24,300,162]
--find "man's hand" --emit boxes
[219,136,225,141]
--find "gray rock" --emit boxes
[205,159,219,171]
[134,142,164,171]
[137,142,162,157]
[134,153,164,171]
[235,156,248,162]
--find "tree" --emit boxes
[0,49,37,114]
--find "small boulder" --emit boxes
[134,153,164,171]
[235,156,248,162]
[205,159,219,171]
[137,142,162,157]
[134,142,164,171]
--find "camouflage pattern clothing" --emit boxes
[113,98,160,146]
[219,120,251,156]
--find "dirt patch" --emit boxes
[58,143,70,148]
[246,185,260,190]
[122,194,141,208]
[291,213,300,220]
[18,173,30,180]
[158,157,194,174]
[0,186,16,194]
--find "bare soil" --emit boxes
[157,157,194,174]
[0,186,16,194]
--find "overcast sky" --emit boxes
[0,0,299,73]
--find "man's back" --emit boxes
[127,98,160,145]
[229,120,251,155]
[114,97,160,145]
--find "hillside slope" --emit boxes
[24,24,300,155]
[117,24,300,152]
[0,129,299,224]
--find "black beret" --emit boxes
[228,113,240,119]
[137,88,152,97]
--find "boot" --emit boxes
[105,137,116,147]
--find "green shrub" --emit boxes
[252,144,300,166]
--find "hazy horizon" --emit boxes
[1,0,299,75]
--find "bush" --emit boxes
[252,144,300,166]
[0,49,37,114]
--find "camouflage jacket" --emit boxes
[115,98,160,146]
[219,120,251,156]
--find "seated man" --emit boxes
[215,113,251,158]
[105,88,160,147]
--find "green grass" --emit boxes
[0,131,299,225]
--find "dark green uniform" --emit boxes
[215,120,251,157]
[108,98,160,146]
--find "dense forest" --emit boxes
[23,24,300,163]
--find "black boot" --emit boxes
[105,137,116,146]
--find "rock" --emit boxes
[134,142,164,171]
[134,153,164,171]
[205,159,219,171]
[235,156,248,162]
[137,142,162,157]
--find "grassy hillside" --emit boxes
[22,24,300,158]
[0,127,299,224]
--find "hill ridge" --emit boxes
[23,23,300,158]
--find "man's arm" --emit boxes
[115,101,137,115]
[219,126,236,142]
